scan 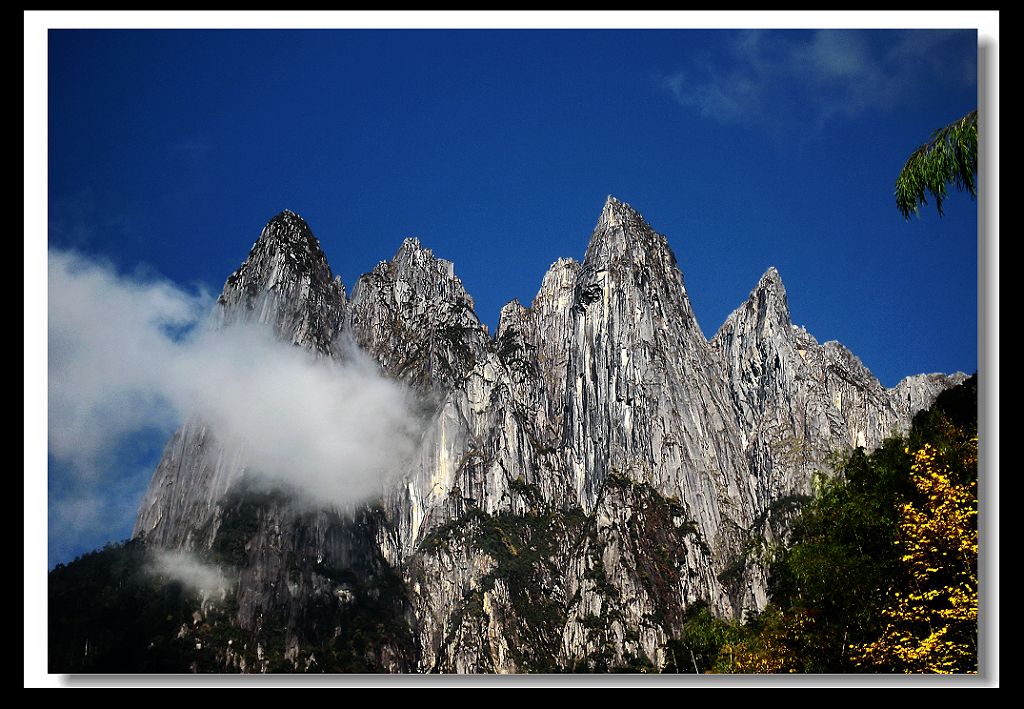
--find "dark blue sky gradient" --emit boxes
[47,29,978,563]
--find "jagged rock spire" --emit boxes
[584,195,675,270]
[713,266,792,345]
[132,197,966,674]
[596,194,645,228]
[346,233,485,390]
[232,210,334,288]
[218,209,345,354]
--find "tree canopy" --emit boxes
[849,438,978,672]
[688,375,979,674]
[895,110,978,218]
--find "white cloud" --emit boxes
[149,550,230,594]
[48,251,210,466]
[48,249,422,521]
[180,325,421,506]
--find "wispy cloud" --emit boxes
[662,30,975,133]
[48,251,210,465]
[48,249,423,557]
[149,550,230,594]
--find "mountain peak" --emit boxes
[124,199,968,675]
[585,195,672,271]
[401,235,421,248]
[711,267,793,346]
[391,236,460,284]
[750,266,791,327]
[251,209,323,259]
[264,208,309,233]
[755,266,786,297]
[597,195,645,229]
[217,210,344,353]
[396,236,427,258]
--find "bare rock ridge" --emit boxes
[133,210,347,550]
[133,197,965,672]
[218,209,346,354]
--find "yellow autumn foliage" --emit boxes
[850,439,978,673]
[713,606,812,673]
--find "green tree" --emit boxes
[730,376,980,673]
[662,602,743,673]
[895,110,978,218]
[715,606,810,674]
[765,441,915,672]
[849,438,978,673]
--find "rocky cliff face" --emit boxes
[133,210,347,551]
[133,197,963,672]
[891,372,969,419]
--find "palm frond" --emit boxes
[895,110,978,219]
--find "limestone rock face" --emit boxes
[133,210,346,550]
[218,209,346,354]
[712,267,904,505]
[890,371,969,419]
[133,198,963,672]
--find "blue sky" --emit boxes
[46,28,979,565]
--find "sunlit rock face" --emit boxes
[134,198,962,672]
